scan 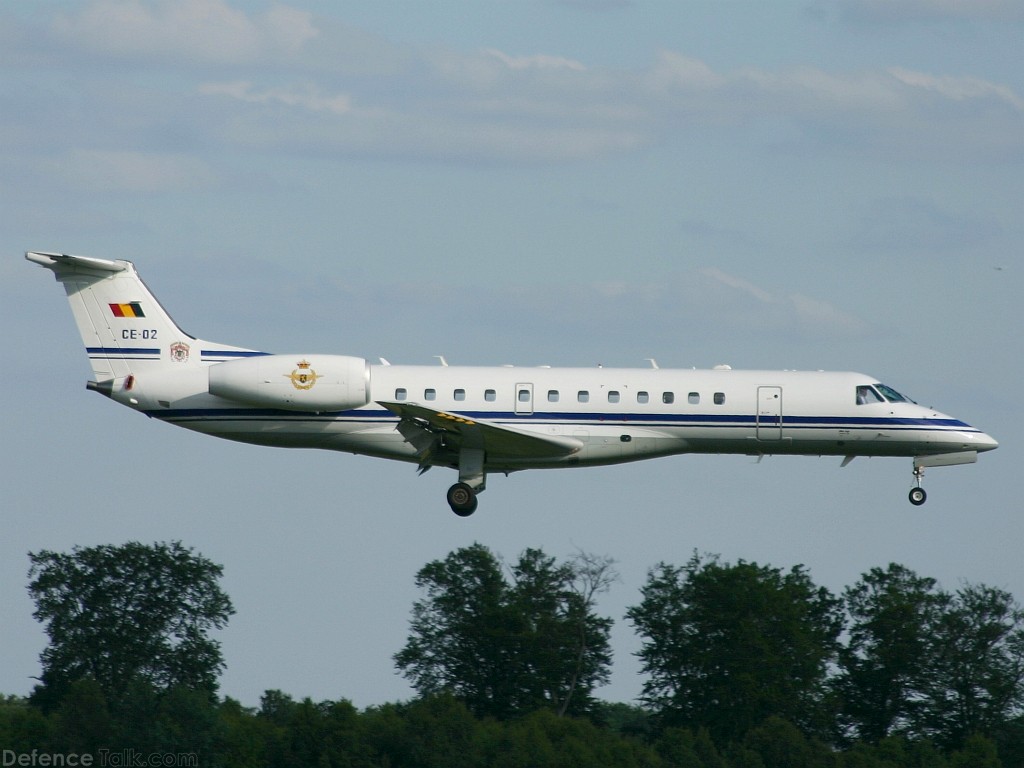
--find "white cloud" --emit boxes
[19,4,1024,165]
[788,293,867,336]
[51,0,317,64]
[484,49,586,72]
[700,268,775,304]
[889,68,1024,111]
[187,40,1024,163]
[696,268,868,338]
[199,81,352,115]
[646,51,726,91]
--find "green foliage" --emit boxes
[597,701,656,740]
[9,539,1023,766]
[949,733,1003,768]
[27,541,234,708]
[916,584,1024,751]
[0,695,50,753]
[741,717,834,768]
[216,697,271,768]
[834,564,945,744]
[654,726,726,768]
[368,695,484,768]
[992,714,1024,767]
[394,543,615,719]
[2,691,1018,768]
[627,553,844,744]
[835,564,1024,755]
[47,677,113,753]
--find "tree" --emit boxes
[627,553,843,744]
[835,565,1024,752]
[915,583,1024,750]
[509,548,616,717]
[834,563,946,743]
[394,543,514,718]
[27,541,234,709]
[394,543,614,719]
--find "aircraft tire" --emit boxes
[908,487,927,506]
[447,483,478,516]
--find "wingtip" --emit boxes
[26,251,60,266]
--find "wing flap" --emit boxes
[379,401,583,459]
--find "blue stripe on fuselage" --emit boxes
[148,407,977,433]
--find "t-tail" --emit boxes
[27,251,258,400]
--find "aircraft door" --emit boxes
[756,386,783,440]
[515,383,534,415]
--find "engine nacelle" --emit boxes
[208,354,369,412]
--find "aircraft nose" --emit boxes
[976,431,999,452]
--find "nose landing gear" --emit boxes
[909,464,927,506]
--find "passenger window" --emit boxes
[637,391,649,404]
[663,392,674,404]
[484,389,496,402]
[454,389,466,401]
[578,390,590,403]
[425,388,436,401]
[518,388,531,402]
[608,390,620,403]
[548,390,559,402]
[395,388,407,401]
[688,392,700,404]
[856,385,884,405]
[714,392,726,405]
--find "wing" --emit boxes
[378,401,583,469]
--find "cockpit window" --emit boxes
[856,385,884,405]
[875,383,915,404]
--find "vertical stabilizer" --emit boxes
[27,252,255,385]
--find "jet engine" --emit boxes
[208,354,369,412]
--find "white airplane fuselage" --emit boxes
[149,361,987,467]
[28,252,998,515]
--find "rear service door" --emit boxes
[756,386,782,440]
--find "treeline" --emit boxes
[0,689,1015,767]
[1,541,1022,767]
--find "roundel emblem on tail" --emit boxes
[169,341,190,363]
[287,359,321,390]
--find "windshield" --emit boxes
[875,383,916,404]
[856,385,884,405]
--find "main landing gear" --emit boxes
[447,482,479,517]
[447,446,485,516]
[909,464,927,506]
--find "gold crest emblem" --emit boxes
[286,359,321,390]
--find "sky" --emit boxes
[1,0,1021,709]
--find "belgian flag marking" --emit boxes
[109,302,145,318]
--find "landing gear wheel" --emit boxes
[447,482,478,517]
[909,464,927,506]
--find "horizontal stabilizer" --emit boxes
[27,251,128,275]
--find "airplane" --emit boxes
[28,251,998,516]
